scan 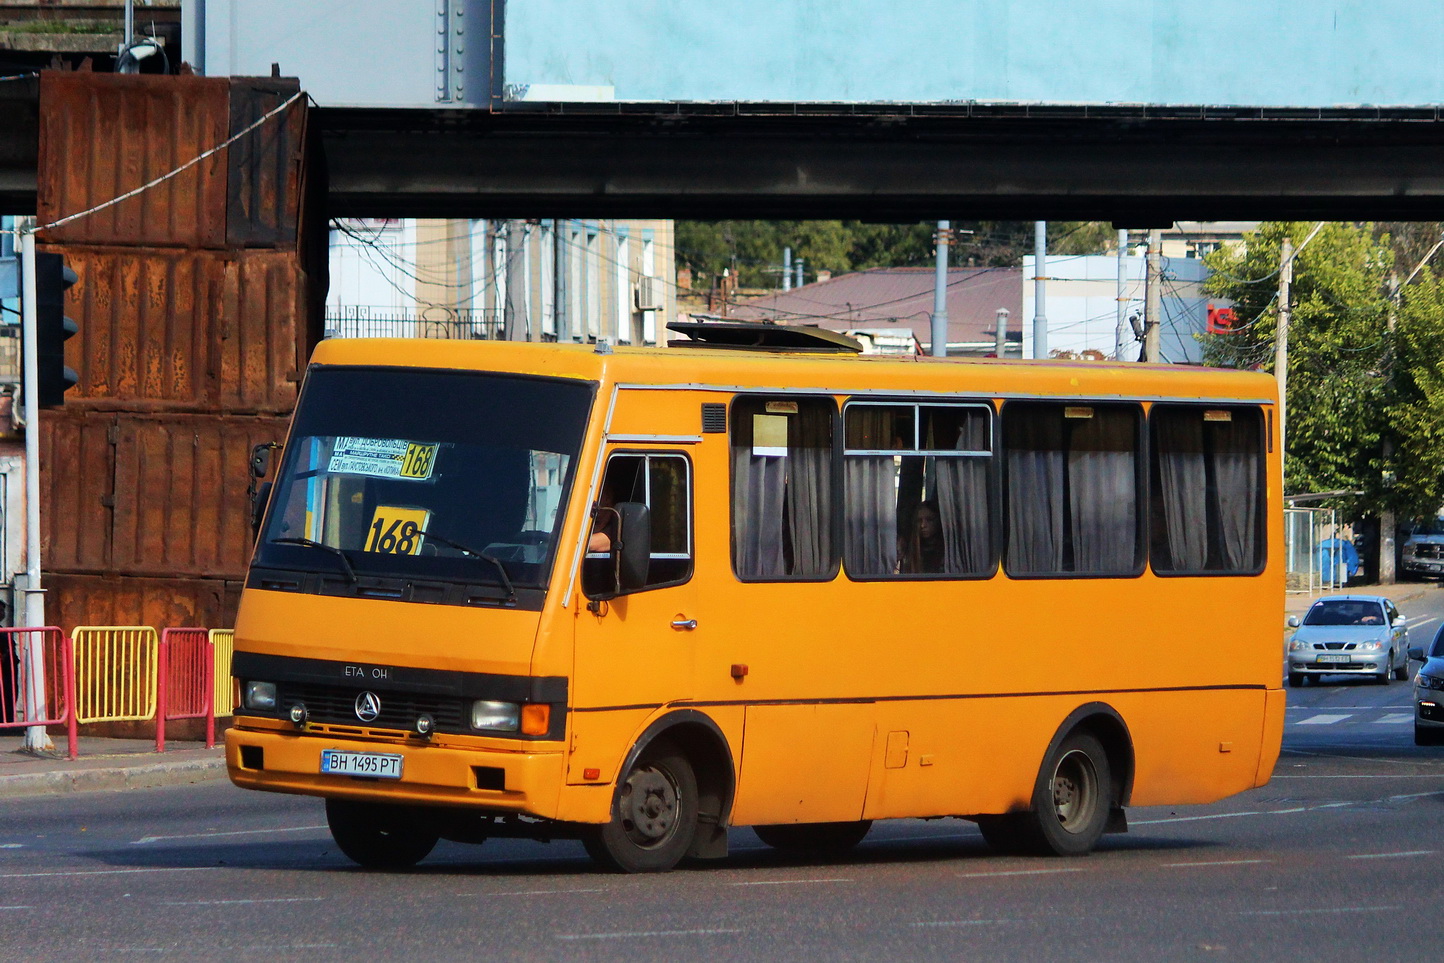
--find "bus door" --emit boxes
[572,448,698,725]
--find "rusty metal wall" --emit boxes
[41,410,290,579]
[226,78,308,250]
[37,72,231,249]
[42,246,310,413]
[46,573,243,638]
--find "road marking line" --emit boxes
[1272,774,1444,779]
[1162,859,1269,868]
[0,844,23,849]
[1282,749,1428,766]
[556,929,743,941]
[0,867,213,880]
[162,897,324,906]
[913,920,1012,927]
[133,825,327,845]
[730,878,852,886]
[1239,906,1397,917]
[1376,713,1413,724]
[1133,808,1306,825]
[956,868,1085,878]
[0,906,35,910]
[473,889,607,897]
[1345,850,1433,860]
[1298,714,1352,725]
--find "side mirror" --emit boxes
[1408,645,1425,662]
[250,442,277,479]
[614,501,651,593]
[1286,615,1300,628]
[1393,616,1407,627]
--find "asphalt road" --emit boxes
[3,591,1442,962]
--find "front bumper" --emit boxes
[1415,694,1444,729]
[226,719,566,817]
[1288,657,1386,675]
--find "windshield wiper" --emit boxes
[271,537,358,584]
[426,531,518,604]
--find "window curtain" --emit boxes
[845,408,898,575]
[1211,417,1261,570]
[1005,415,1064,573]
[1067,412,1138,573]
[933,413,991,574]
[787,408,833,576]
[733,437,787,578]
[1153,412,1208,571]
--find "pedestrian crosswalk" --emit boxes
[1287,710,1414,726]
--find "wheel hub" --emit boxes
[1050,748,1099,833]
[620,766,678,845]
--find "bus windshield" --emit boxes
[252,366,594,605]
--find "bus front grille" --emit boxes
[276,683,466,732]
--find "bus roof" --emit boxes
[307,338,1277,405]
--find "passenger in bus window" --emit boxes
[900,500,945,574]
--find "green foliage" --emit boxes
[1202,222,1444,520]
[675,220,1111,288]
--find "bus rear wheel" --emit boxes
[979,732,1112,857]
[753,820,872,853]
[583,741,698,873]
[325,798,439,870]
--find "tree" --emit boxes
[1202,222,1444,522]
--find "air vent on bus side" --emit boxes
[702,403,727,433]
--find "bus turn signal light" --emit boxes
[520,704,550,735]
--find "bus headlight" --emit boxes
[243,681,277,711]
[470,700,520,732]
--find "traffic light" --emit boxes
[29,252,78,407]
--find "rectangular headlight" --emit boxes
[243,681,277,711]
[471,700,520,732]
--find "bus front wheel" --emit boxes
[325,798,439,870]
[583,741,698,873]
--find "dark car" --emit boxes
[1408,625,1444,746]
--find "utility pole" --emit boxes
[1114,228,1129,360]
[1032,221,1047,359]
[19,225,50,753]
[504,220,526,341]
[1275,236,1294,474]
[994,308,1009,358]
[553,219,568,342]
[782,247,792,292]
[1143,228,1163,362]
[931,221,950,358]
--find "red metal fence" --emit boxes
[156,627,215,751]
[0,627,77,760]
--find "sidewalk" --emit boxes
[1284,578,1438,617]
[0,735,226,798]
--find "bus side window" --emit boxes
[1003,402,1144,577]
[730,396,838,581]
[1149,405,1264,575]
[582,452,693,598]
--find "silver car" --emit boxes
[1285,594,1410,687]
[1407,625,1444,746]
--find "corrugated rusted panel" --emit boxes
[39,246,309,414]
[37,72,231,249]
[226,78,307,249]
[108,413,290,579]
[39,410,115,574]
[44,574,242,639]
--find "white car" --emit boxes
[1285,595,1409,687]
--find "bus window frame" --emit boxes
[1147,402,1269,579]
[1001,399,1148,581]
[840,397,1001,582]
[728,394,843,584]
[583,448,696,599]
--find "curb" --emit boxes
[0,757,228,798]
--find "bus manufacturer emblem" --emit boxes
[354,691,382,722]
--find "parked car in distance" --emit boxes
[1400,514,1444,580]
[1285,595,1409,687]
[1407,624,1444,746]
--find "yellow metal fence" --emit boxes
[209,628,236,716]
[71,626,159,724]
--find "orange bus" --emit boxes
[226,324,1284,872]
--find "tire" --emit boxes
[987,732,1113,857]
[325,798,439,870]
[583,741,698,873]
[753,821,872,853]
[1393,650,1410,681]
[1287,673,1305,688]
[1377,664,1391,685]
